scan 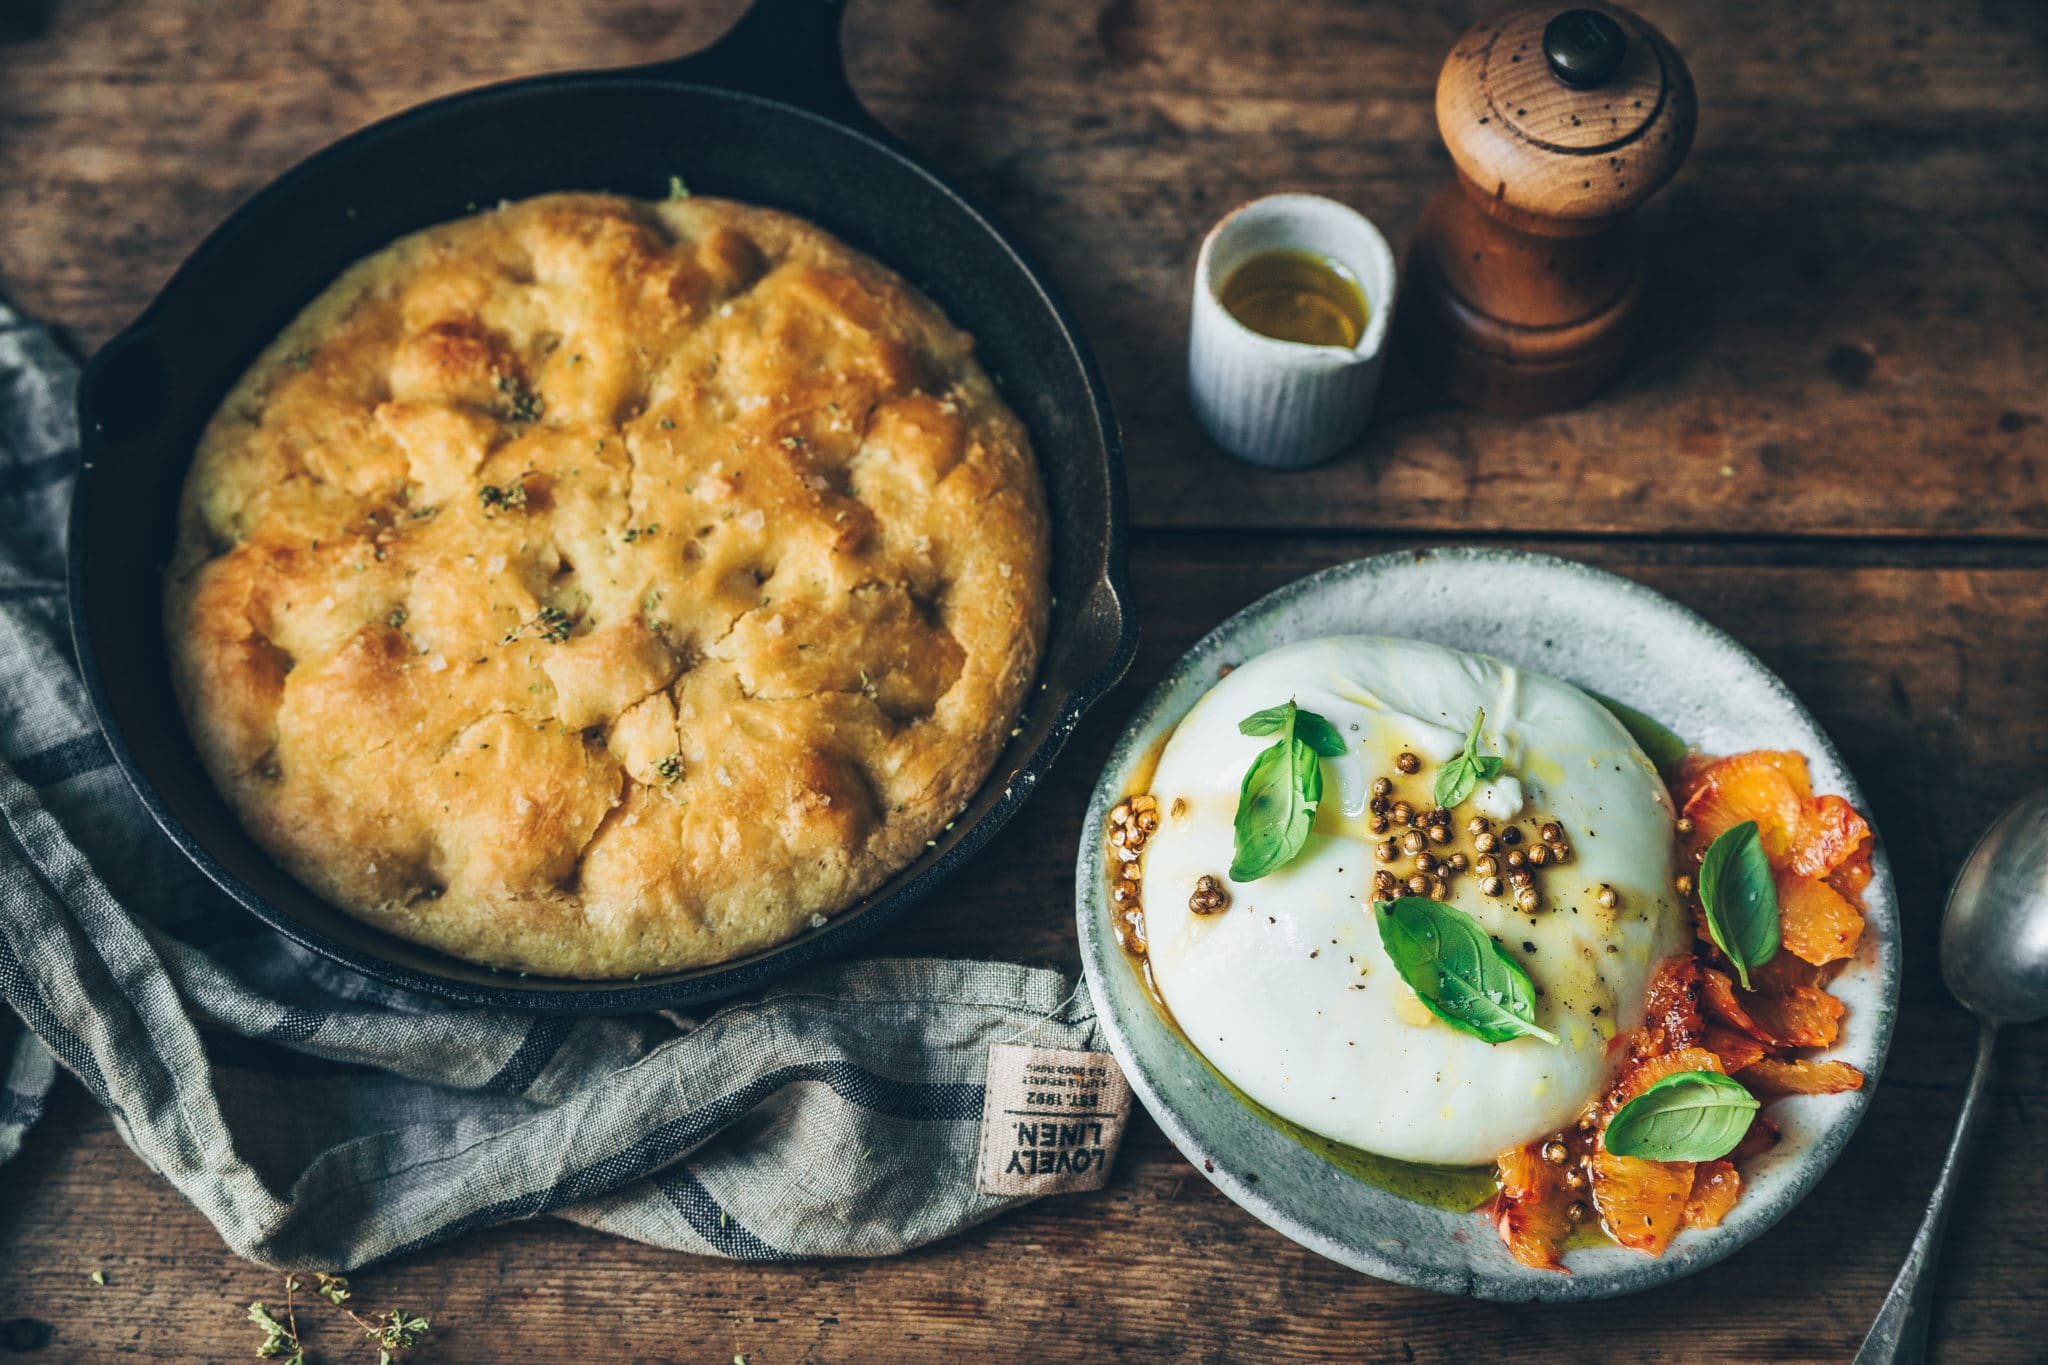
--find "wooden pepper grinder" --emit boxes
[1405,6,1696,414]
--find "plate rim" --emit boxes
[1074,545,1900,1301]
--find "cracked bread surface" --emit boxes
[164,192,1050,979]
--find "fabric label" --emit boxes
[975,1043,1132,1196]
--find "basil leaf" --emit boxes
[1373,897,1559,1046]
[1433,708,1504,809]
[1230,739,1322,881]
[1238,702,1298,738]
[1230,701,1342,881]
[1240,701,1347,757]
[1435,757,1475,810]
[1604,1070,1759,1161]
[1698,820,1780,990]
[1294,709,1348,758]
[1587,690,1691,774]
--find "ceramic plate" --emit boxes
[1075,547,1898,1300]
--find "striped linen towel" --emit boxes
[0,296,1104,1269]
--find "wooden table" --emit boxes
[2,1,2043,1359]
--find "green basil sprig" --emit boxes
[1698,820,1780,989]
[1587,689,1691,774]
[1230,701,1345,881]
[1239,701,1347,757]
[1373,896,1558,1046]
[1433,707,1505,809]
[1603,1070,1759,1161]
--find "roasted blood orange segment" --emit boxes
[1641,955,1705,1053]
[1831,842,1875,899]
[1681,751,1811,859]
[1742,984,1845,1049]
[1746,950,1834,995]
[1700,969,1844,1048]
[1741,1056,1864,1095]
[1683,1160,1742,1229]
[1733,1113,1782,1160]
[1790,793,1871,879]
[1701,1024,1770,1073]
[1776,867,1865,966]
[1699,967,1772,1042]
[1589,1149,1694,1255]
[1494,1143,1574,1272]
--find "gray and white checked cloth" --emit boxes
[0,296,1106,1269]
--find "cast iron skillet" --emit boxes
[67,0,1136,1011]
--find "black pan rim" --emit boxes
[66,62,1138,1014]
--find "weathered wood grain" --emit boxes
[5,541,2047,1363]
[3,0,2047,1360]
[1,2,2045,536]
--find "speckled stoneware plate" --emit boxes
[1075,547,1898,1301]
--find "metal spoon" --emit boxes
[1855,791,2048,1364]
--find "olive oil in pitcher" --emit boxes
[1218,248,1370,348]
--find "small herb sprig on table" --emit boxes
[248,1272,432,1364]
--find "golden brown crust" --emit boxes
[165,193,1050,978]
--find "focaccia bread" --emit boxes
[165,192,1050,978]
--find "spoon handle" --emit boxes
[1853,1020,1999,1365]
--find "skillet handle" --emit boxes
[637,0,889,142]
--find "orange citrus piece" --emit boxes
[1790,793,1871,879]
[1494,1143,1574,1273]
[1740,1056,1865,1095]
[1681,751,1811,859]
[1589,1148,1694,1255]
[1683,1160,1742,1230]
[1701,1024,1769,1073]
[1743,985,1845,1049]
[1776,868,1864,966]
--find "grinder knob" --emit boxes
[1405,4,1697,414]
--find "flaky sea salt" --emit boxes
[427,655,448,673]
[738,509,765,531]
